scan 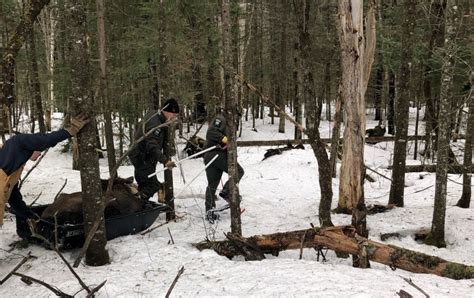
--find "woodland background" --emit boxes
[0,0,472,278]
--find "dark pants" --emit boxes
[203,150,244,211]
[130,155,161,200]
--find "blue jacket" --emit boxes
[0,129,71,218]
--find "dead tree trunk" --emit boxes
[336,1,376,255]
[194,226,474,280]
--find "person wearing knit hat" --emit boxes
[129,98,180,203]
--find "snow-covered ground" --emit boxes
[1,108,473,297]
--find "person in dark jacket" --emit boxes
[0,114,89,232]
[203,113,244,220]
[129,98,179,202]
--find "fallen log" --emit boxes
[388,164,473,174]
[236,135,428,147]
[194,226,474,280]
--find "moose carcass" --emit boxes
[40,177,145,224]
[17,177,168,248]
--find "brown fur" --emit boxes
[41,177,145,224]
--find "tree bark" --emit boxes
[221,0,242,236]
[294,0,333,228]
[456,78,473,208]
[96,0,117,178]
[0,0,51,137]
[388,0,416,207]
[26,28,46,133]
[390,164,472,174]
[194,226,474,280]
[68,0,109,266]
[426,0,459,248]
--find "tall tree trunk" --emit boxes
[294,0,333,228]
[0,0,51,137]
[425,0,460,248]
[26,28,46,133]
[423,0,446,159]
[330,90,342,178]
[387,70,395,135]
[221,0,242,236]
[277,0,288,133]
[96,0,116,178]
[68,0,109,266]
[39,0,57,131]
[456,81,473,208]
[388,0,416,207]
[164,122,176,220]
[337,0,376,268]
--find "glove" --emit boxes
[221,136,228,144]
[66,113,90,136]
[165,160,176,169]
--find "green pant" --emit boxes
[203,150,244,211]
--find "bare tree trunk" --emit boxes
[330,91,342,178]
[164,123,176,221]
[294,0,333,228]
[26,28,46,133]
[0,0,51,137]
[388,0,416,207]
[39,0,57,131]
[423,0,446,159]
[337,0,376,268]
[387,71,395,135]
[278,0,288,133]
[68,0,109,266]
[96,0,116,178]
[221,0,242,236]
[456,82,473,208]
[425,0,460,248]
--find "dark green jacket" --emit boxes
[130,111,169,164]
[205,114,230,149]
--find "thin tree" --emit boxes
[26,27,46,133]
[221,0,242,236]
[425,0,460,248]
[96,0,117,177]
[67,0,109,265]
[456,82,473,208]
[294,0,333,228]
[0,0,51,138]
[388,0,416,207]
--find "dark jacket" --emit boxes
[130,111,169,164]
[0,129,71,218]
[205,114,230,150]
[0,129,70,175]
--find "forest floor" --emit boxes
[1,107,473,297]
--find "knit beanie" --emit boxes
[162,98,180,113]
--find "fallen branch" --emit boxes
[0,252,34,285]
[13,272,73,297]
[401,276,430,298]
[388,164,472,174]
[27,219,91,293]
[165,266,185,298]
[194,225,474,280]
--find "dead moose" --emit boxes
[41,177,146,225]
